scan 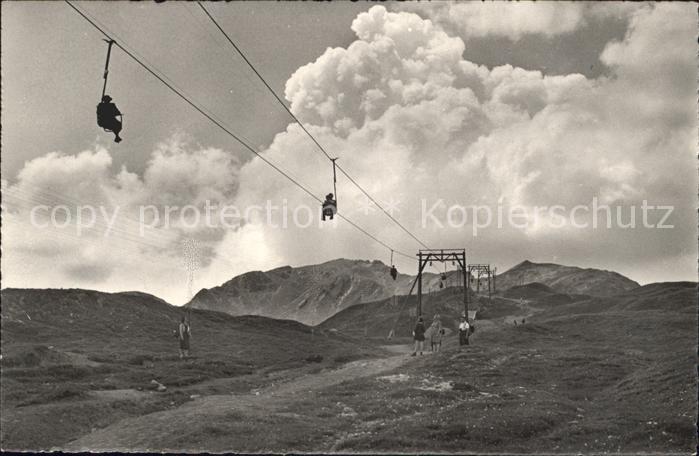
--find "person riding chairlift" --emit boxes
[322,193,337,221]
[390,265,398,280]
[96,95,123,143]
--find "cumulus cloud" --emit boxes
[275,5,683,213]
[402,2,641,41]
[1,137,245,303]
[2,4,696,301]
[229,4,696,282]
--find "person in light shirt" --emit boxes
[458,316,470,346]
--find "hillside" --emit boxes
[540,281,697,317]
[318,287,478,340]
[187,259,440,325]
[2,280,695,453]
[0,288,377,450]
[306,281,698,453]
[496,260,639,296]
[501,282,590,307]
[318,282,589,338]
[316,285,512,339]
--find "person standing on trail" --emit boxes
[459,316,470,346]
[412,316,426,356]
[429,314,443,352]
[178,316,191,359]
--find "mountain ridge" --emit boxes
[1,258,644,326]
[186,258,442,325]
[187,258,642,324]
[495,260,640,297]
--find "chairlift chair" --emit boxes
[95,39,124,143]
[389,250,397,280]
[322,158,338,221]
[322,193,337,220]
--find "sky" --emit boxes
[1,2,697,304]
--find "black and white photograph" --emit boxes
[1,1,697,453]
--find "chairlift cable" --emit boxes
[196,2,431,251]
[65,1,414,262]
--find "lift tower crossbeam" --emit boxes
[467,264,494,303]
[416,249,468,321]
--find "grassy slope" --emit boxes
[308,282,697,453]
[219,282,695,453]
[2,282,696,453]
[0,288,378,450]
[319,287,483,341]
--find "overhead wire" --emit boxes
[63,1,414,262]
[4,185,176,246]
[4,190,174,253]
[181,3,268,100]
[3,187,239,271]
[196,2,431,252]
[2,192,234,306]
[73,3,262,150]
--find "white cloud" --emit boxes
[2,4,696,301]
[428,2,585,40]
[402,2,642,41]
[1,138,245,303]
[232,4,695,281]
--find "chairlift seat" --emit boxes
[322,200,337,217]
[97,102,123,133]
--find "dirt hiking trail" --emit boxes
[64,344,427,452]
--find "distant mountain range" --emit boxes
[0,258,642,328]
[186,259,640,325]
[186,259,441,325]
[494,260,640,297]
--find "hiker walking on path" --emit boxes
[428,314,444,352]
[459,316,470,346]
[178,316,191,359]
[412,316,426,356]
